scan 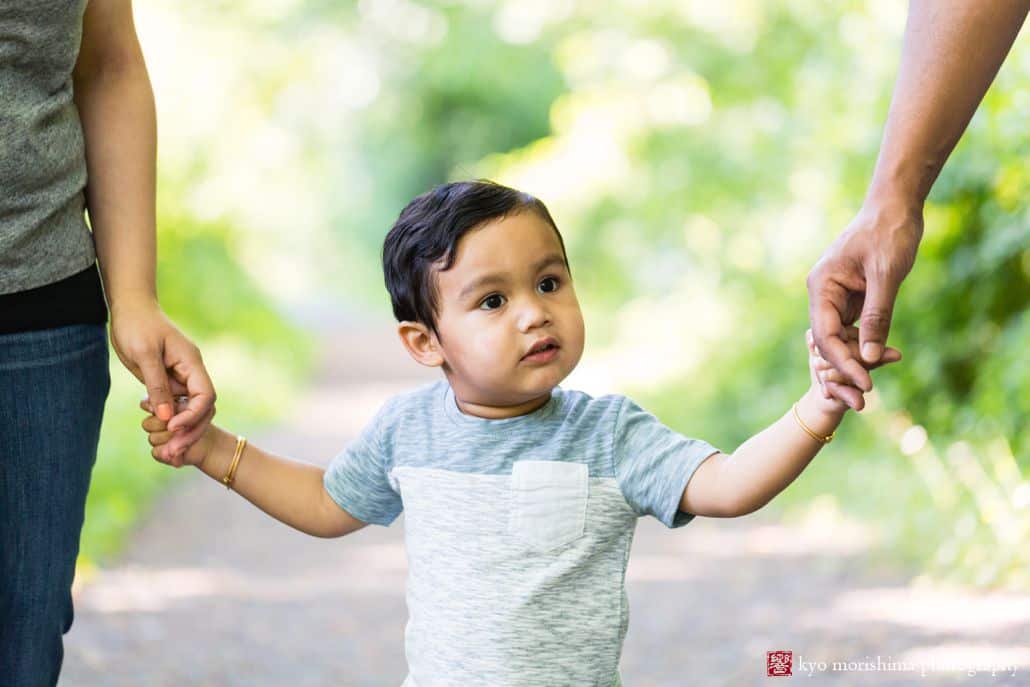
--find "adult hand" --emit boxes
[110,297,216,464]
[806,200,922,410]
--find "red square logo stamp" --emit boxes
[767,650,793,677]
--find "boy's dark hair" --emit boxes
[382,180,570,337]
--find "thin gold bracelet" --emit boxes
[223,435,247,490]
[792,403,835,444]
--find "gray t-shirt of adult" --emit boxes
[324,380,721,687]
[0,0,96,295]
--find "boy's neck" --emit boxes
[452,387,553,420]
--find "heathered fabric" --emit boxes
[0,0,96,294]
[324,380,721,687]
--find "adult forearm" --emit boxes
[200,427,344,538]
[74,59,158,312]
[722,391,844,515]
[866,0,1028,208]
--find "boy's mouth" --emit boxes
[522,337,560,361]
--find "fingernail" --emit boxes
[862,342,882,363]
[158,403,172,420]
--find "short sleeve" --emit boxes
[612,396,721,528]
[323,402,403,527]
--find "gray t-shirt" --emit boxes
[324,380,721,687]
[0,0,96,294]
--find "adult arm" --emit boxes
[807,0,1028,410]
[73,0,215,463]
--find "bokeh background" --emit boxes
[76,0,1028,662]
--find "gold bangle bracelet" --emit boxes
[792,403,835,444]
[223,435,247,490]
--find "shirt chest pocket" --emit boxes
[509,460,588,553]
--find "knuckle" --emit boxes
[861,308,891,331]
[805,270,820,291]
[806,263,828,287]
[131,344,160,361]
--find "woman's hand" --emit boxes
[806,201,922,403]
[110,296,216,462]
[806,326,902,414]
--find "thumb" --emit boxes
[138,354,174,422]
[859,269,901,365]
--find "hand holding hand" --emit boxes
[806,326,901,414]
[140,396,215,468]
[110,297,216,462]
[806,201,921,401]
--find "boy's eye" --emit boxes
[479,294,506,310]
[538,277,560,293]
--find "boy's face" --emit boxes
[406,210,585,415]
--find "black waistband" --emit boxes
[0,263,108,335]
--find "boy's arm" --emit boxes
[679,389,841,518]
[679,327,900,518]
[199,426,369,539]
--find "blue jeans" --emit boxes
[0,324,110,687]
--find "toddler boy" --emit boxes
[143,180,899,686]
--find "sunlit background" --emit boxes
[81,0,1029,605]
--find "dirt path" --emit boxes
[61,317,1030,686]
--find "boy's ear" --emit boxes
[397,321,445,368]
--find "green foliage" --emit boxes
[323,4,568,303]
[299,1,1027,588]
[108,0,1026,589]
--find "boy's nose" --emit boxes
[517,300,552,332]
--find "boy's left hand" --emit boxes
[806,326,901,413]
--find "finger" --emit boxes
[858,268,902,365]
[825,380,865,411]
[165,404,216,459]
[820,368,850,385]
[142,415,168,432]
[818,376,831,399]
[165,352,216,434]
[139,390,187,415]
[858,345,903,369]
[881,346,902,363]
[842,340,904,369]
[147,430,173,446]
[809,281,872,392]
[151,445,174,465]
[136,352,175,422]
[817,331,871,392]
[153,442,185,468]
[812,356,835,371]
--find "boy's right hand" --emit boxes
[141,396,215,468]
